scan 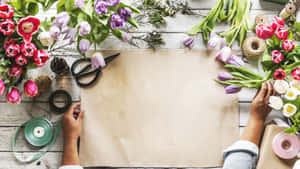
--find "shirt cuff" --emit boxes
[223,140,259,159]
[59,165,83,169]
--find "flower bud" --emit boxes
[0,19,14,36]
[79,39,90,54]
[91,52,106,69]
[33,50,50,67]
[79,21,91,36]
[274,68,286,80]
[6,44,20,57]
[218,72,233,81]
[282,39,295,51]
[292,68,300,81]
[24,80,38,97]
[49,25,60,40]
[269,96,283,110]
[274,80,289,94]
[216,47,232,63]
[0,79,5,96]
[271,50,284,64]
[275,27,288,40]
[3,38,15,49]
[183,36,195,48]
[15,55,28,66]
[226,55,245,67]
[208,33,226,49]
[20,42,37,58]
[225,85,242,94]
[38,31,54,46]
[271,16,285,30]
[256,24,274,40]
[6,87,21,104]
[8,66,22,77]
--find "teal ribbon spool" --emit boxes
[12,117,61,163]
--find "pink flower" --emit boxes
[8,66,22,77]
[256,24,274,40]
[33,50,49,67]
[0,79,5,96]
[17,16,40,42]
[24,80,38,97]
[6,87,21,104]
[6,44,20,58]
[3,38,15,49]
[0,19,14,36]
[271,50,284,64]
[20,42,36,58]
[272,16,285,30]
[282,39,295,51]
[274,69,286,80]
[275,27,288,40]
[0,4,14,19]
[15,55,28,66]
[292,68,300,80]
[216,47,232,62]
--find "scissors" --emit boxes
[71,53,120,87]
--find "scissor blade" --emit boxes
[104,53,120,65]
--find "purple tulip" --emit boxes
[216,47,232,63]
[0,79,5,96]
[183,36,195,48]
[79,21,91,36]
[118,7,132,22]
[79,39,90,54]
[94,0,108,15]
[75,0,85,8]
[54,12,70,28]
[208,32,226,49]
[121,32,132,42]
[63,28,76,44]
[91,52,106,68]
[110,14,124,29]
[225,85,242,94]
[105,0,120,6]
[226,55,245,67]
[49,25,60,40]
[218,72,233,81]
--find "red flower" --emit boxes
[274,69,286,80]
[271,16,285,30]
[20,42,36,58]
[17,16,40,42]
[256,24,274,40]
[275,27,288,40]
[282,39,295,51]
[271,50,284,64]
[15,55,28,66]
[0,4,14,19]
[292,68,300,80]
[33,50,49,67]
[8,66,22,77]
[3,38,15,49]
[6,44,20,58]
[0,19,15,36]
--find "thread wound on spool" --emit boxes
[272,132,300,159]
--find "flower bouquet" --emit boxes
[0,4,49,103]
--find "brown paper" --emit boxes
[79,49,239,167]
[257,125,296,169]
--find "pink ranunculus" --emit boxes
[8,65,22,77]
[292,68,300,80]
[282,39,295,51]
[6,44,20,58]
[3,38,15,49]
[256,24,274,40]
[6,87,21,104]
[24,80,38,97]
[17,16,40,42]
[271,50,284,64]
[0,79,5,96]
[20,42,37,58]
[275,27,288,40]
[15,55,28,66]
[272,16,285,30]
[274,69,286,80]
[33,50,50,67]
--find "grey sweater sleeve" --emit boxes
[222,140,259,169]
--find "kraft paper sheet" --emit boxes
[79,49,239,167]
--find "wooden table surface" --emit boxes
[0,0,285,168]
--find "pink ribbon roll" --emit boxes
[272,132,300,159]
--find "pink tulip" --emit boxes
[216,47,232,63]
[282,39,295,51]
[272,16,285,30]
[8,66,22,77]
[20,42,37,58]
[6,87,21,104]
[15,55,28,66]
[275,27,288,40]
[6,44,20,58]
[271,50,284,64]
[292,68,300,80]
[274,69,286,80]
[3,38,15,49]
[24,80,38,97]
[256,24,274,40]
[0,79,5,96]
[33,50,50,67]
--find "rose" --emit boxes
[271,50,284,64]
[20,42,36,58]
[6,87,21,104]
[292,68,300,80]
[24,80,38,97]
[271,16,285,30]
[256,24,274,40]
[0,79,5,96]
[282,39,295,51]
[33,50,50,67]
[274,68,286,80]
[275,27,288,40]
[38,31,54,46]
[15,55,28,66]
[274,80,289,94]
[6,44,20,58]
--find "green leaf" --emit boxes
[57,0,66,13]
[284,126,298,135]
[261,60,276,72]
[128,17,139,28]
[65,0,75,11]
[119,2,140,14]
[111,28,124,41]
[82,0,93,17]
[26,2,39,15]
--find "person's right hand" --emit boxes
[62,103,85,141]
[250,81,276,122]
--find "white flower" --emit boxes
[284,88,298,101]
[208,33,226,50]
[274,80,289,94]
[216,47,232,63]
[290,80,300,94]
[283,103,297,117]
[38,31,54,47]
[268,96,283,110]
[293,160,300,169]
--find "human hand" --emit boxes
[62,103,85,142]
[250,81,276,122]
